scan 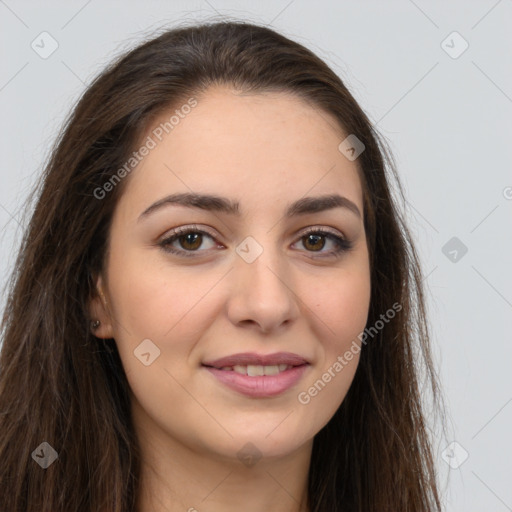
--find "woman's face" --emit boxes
[93,85,371,463]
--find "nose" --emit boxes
[226,245,300,334]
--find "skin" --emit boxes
[90,85,371,512]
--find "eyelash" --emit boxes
[158,224,353,259]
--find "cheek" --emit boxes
[107,252,225,376]
[310,265,371,346]
[108,249,203,334]
[302,266,370,402]
[296,280,369,433]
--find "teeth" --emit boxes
[231,364,291,376]
[261,365,280,376]
[247,365,264,376]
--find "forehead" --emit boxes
[119,85,364,217]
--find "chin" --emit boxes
[214,424,313,462]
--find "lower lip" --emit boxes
[203,364,309,398]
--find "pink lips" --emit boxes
[203,351,309,368]
[202,351,310,398]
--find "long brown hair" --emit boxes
[0,20,443,511]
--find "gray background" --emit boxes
[1,1,511,510]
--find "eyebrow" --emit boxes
[137,192,361,222]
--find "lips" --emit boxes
[202,352,310,398]
[202,351,309,369]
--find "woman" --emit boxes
[0,20,443,511]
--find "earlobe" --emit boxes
[88,274,114,339]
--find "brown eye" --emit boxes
[159,226,353,259]
[179,232,203,251]
[159,227,219,257]
[292,228,354,258]
[302,233,326,252]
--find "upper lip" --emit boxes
[202,352,309,369]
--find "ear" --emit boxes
[88,273,114,339]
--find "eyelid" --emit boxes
[298,225,346,239]
[158,224,352,258]
[160,224,219,242]
[159,224,347,243]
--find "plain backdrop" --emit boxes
[1,1,511,510]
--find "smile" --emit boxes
[218,364,293,376]
[202,352,310,398]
